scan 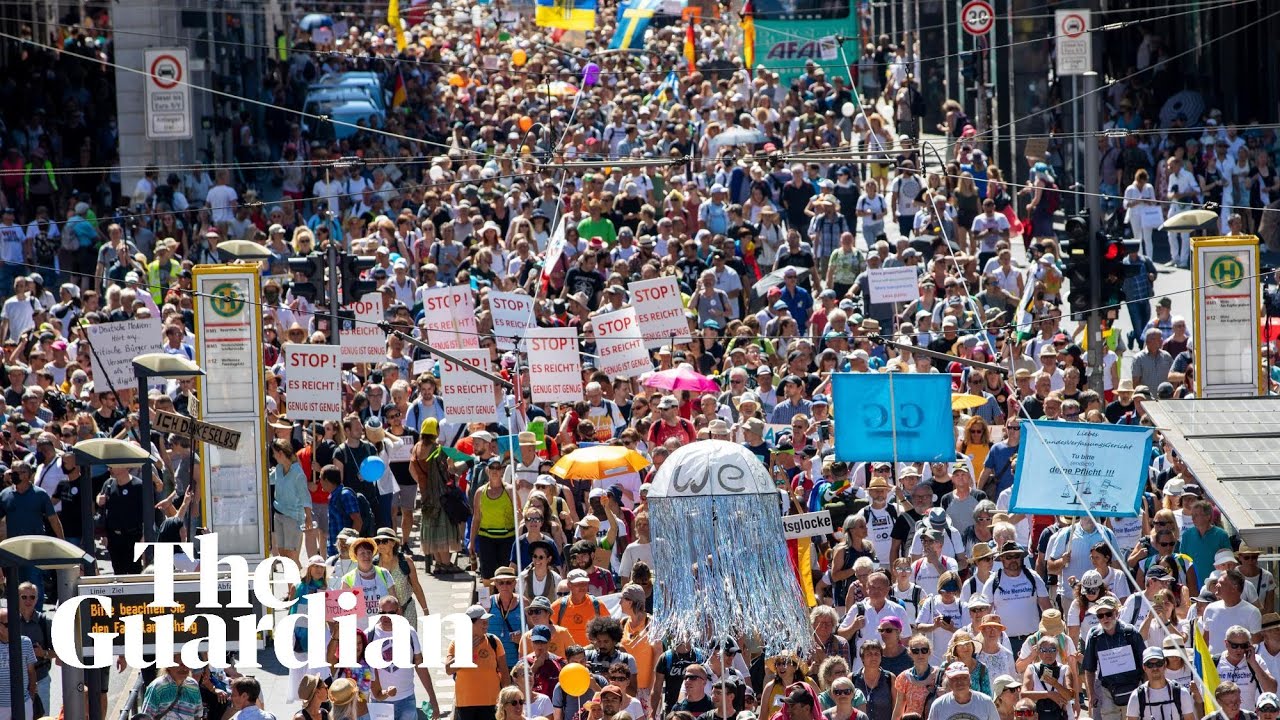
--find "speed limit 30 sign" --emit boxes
[961,0,994,36]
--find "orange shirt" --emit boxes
[550,594,608,646]
[622,615,657,689]
[519,624,577,658]
[449,634,507,708]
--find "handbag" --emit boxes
[440,479,472,525]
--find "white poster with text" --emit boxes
[86,318,163,389]
[283,343,343,421]
[527,327,583,404]
[440,349,498,423]
[593,307,652,378]
[630,277,688,349]
[339,293,386,364]
[488,291,534,351]
[420,286,479,351]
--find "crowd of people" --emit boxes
[1,0,1279,720]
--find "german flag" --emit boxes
[740,0,756,73]
[683,17,697,75]
[391,70,407,109]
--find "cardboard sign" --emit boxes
[488,291,534,350]
[340,293,386,363]
[592,307,652,378]
[420,286,479,351]
[630,277,688,349]
[782,510,833,539]
[527,328,583,404]
[324,587,367,622]
[85,318,163,389]
[440,349,498,423]
[867,266,921,305]
[153,410,243,450]
[283,343,343,421]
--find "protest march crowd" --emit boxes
[0,0,1278,719]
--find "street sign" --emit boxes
[1191,236,1265,398]
[782,510,833,539]
[154,410,243,451]
[144,48,192,139]
[1054,9,1092,76]
[961,0,994,36]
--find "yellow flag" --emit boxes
[1194,623,1220,714]
[387,0,407,51]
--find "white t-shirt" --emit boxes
[910,555,959,597]
[1200,600,1262,655]
[1123,681,1193,720]
[916,595,969,665]
[924,691,999,720]
[369,625,422,701]
[970,213,1011,252]
[205,184,238,223]
[1217,654,1263,709]
[982,570,1050,637]
[1,295,38,341]
[619,542,652,579]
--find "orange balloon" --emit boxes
[512,49,528,67]
[519,116,533,132]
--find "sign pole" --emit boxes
[1083,71,1104,385]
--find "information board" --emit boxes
[144,49,193,139]
[1191,236,1264,397]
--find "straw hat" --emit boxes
[1038,609,1066,636]
[348,537,377,560]
[297,674,323,703]
[765,650,808,676]
[329,678,358,706]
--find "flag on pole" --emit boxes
[387,0,407,51]
[1194,624,1220,714]
[536,0,598,31]
[609,0,660,51]
[740,0,756,71]
[391,71,407,109]
[646,70,679,106]
[1013,272,1039,341]
[787,535,816,607]
[683,17,697,75]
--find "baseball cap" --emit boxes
[567,569,591,584]
[464,604,494,621]
[1142,647,1166,664]
[530,625,553,643]
[944,662,970,679]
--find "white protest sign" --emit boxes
[782,510,833,539]
[283,343,343,421]
[867,265,920,304]
[339,293,386,364]
[440,349,498,423]
[86,318,163,389]
[412,358,433,376]
[420,286,479,351]
[592,307,652,378]
[488,291,534,350]
[527,327,582,404]
[630,277,688,349]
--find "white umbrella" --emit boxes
[709,127,768,152]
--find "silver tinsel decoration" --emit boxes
[647,440,814,655]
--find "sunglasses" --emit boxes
[532,554,550,560]
[1095,611,1115,620]
[609,674,630,681]
[1015,712,1036,718]
[526,516,544,523]
[832,689,853,697]
[1229,641,1251,650]
[910,647,930,655]
[1144,661,1166,668]
[878,627,898,634]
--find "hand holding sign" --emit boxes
[325,588,366,623]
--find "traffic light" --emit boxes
[339,252,377,306]
[286,251,325,303]
[1099,234,1128,308]
[1063,214,1091,314]
[961,51,979,83]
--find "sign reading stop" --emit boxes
[961,0,994,36]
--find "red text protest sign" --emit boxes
[527,328,582,404]
[630,277,688,349]
[283,343,343,421]
[488,291,534,351]
[593,307,652,378]
[440,349,498,423]
[420,286,479,351]
[339,293,386,363]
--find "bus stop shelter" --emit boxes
[1145,397,1280,548]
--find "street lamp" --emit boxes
[68,438,151,720]
[131,354,203,543]
[0,537,93,720]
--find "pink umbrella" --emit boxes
[643,365,721,394]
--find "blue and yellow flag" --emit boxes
[609,0,660,51]
[1194,623,1220,714]
[536,0,597,31]
[645,70,679,106]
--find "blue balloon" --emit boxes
[359,456,387,483]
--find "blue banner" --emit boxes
[609,0,660,50]
[1008,420,1153,518]
[831,373,954,462]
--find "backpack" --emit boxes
[1135,680,1184,720]
[991,565,1039,596]
[441,478,472,525]
[354,490,376,537]
[556,596,603,626]
[1030,662,1068,720]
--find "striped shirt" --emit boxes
[139,674,203,720]
[0,636,35,707]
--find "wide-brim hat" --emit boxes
[348,537,377,560]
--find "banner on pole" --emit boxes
[339,293,386,363]
[421,286,479,351]
[440,349,498,423]
[1008,420,1151,517]
[831,373,954,462]
[283,343,343,421]
[488,291,534,351]
[592,307,652,378]
[527,327,583,403]
[630,277,688,349]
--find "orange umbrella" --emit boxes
[550,445,650,480]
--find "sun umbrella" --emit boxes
[1159,90,1205,129]
[299,13,334,31]
[709,127,768,152]
[551,445,650,480]
[951,393,989,411]
[750,267,812,308]
[644,365,721,394]
[535,81,579,97]
[1161,209,1218,232]
[218,239,272,260]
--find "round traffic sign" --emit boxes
[1060,13,1087,38]
[149,54,182,89]
[961,0,994,36]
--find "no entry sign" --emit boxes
[961,0,994,36]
